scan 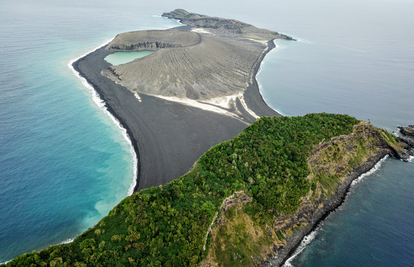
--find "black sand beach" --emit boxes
[73,29,280,192]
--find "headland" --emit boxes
[4,114,412,267]
[5,9,413,267]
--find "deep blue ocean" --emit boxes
[1,0,413,265]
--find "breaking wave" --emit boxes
[68,40,138,196]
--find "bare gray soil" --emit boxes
[106,30,201,51]
[162,9,295,40]
[103,30,267,100]
[73,15,283,191]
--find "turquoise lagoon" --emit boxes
[0,0,413,266]
[105,51,153,65]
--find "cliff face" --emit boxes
[103,29,267,101]
[201,123,406,267]
[106,30,201,51]
[4,115,411,267]
[162,9,295,40]
[398,126,414,157]
[101,9,292,116]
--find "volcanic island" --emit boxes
[73,9,294,191]
[4,9,414,267]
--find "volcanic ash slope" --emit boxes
[102,30,266,101]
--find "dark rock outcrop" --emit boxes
[259,124,410,266]
[162,9,295,40]
[398,126,414,157]
[399,126,414,138]
[399,135,414,147]
[106,30,201,51]
[266,150,389,266]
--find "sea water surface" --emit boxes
[1,0,413,265]
[0,1,179,262]
[105,51,153,65]
[254,1,414,266]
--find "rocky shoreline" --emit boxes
[162,9,295,41]
[260,125,414,267]
[398,126,414,159]
[269,150,389,267]
[71,11,413,267]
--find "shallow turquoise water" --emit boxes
[1,0,413,265]
[105,51,153,65]
[0,1,179,262]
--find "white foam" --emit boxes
[60,238,74,244]
[296,38,313,44]
[408,156,414,163]
[281,155,389,266]
[282,229,319,267]
[167,18,185,29]
[68,39,138,196]
[351,155,388,186]
[0,237,75,264]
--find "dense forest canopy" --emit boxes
[4,113,360,267]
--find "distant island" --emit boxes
[3,9,413,267]
[162,9,294,40]
[103,9,293,103]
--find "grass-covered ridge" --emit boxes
[4,113,362,267]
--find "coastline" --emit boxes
[265,150,392,267]
[2,3,414,267]
[256,40,287,116]
[282,155,389,266]
[72,27,281,193]
[72,45,252,192]
[68,19,190,193]
[243,38,282,118]
[70,44,139,195]
[68,26,396,267]
[71,46,141,192]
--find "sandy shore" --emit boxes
[73,31,280,192]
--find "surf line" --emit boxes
[282,155,389,267]
[68,39,138,196]
[255,39,286,117]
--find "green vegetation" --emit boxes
[380,128,399,145]
[316,173,340,194]
[210,204,276,266]
[3,113,360,267]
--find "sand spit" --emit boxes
[74,12,286,192]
